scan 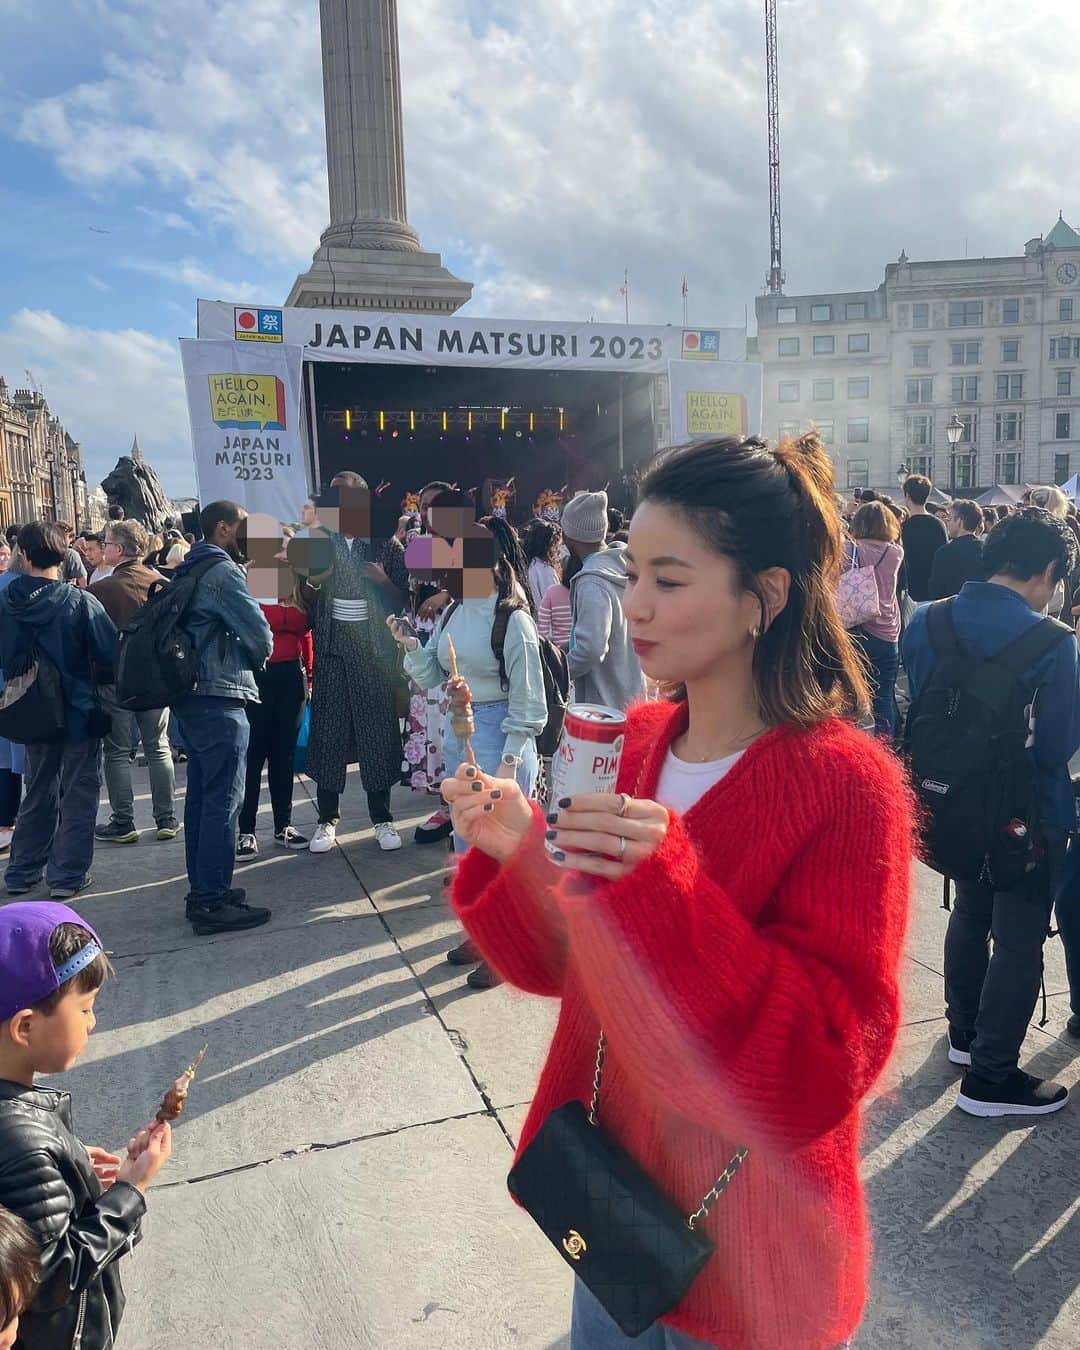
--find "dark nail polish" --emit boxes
[545,829,557,841]
[483,803,494,813]
[464,766,477,778]
[471,782,483,792]
[553,850,566,862]
[490,790,502,800]
[558,798,572,809]
[546,813,558,824]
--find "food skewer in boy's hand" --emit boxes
[155,1043,207,1123]
[445,635,477,767]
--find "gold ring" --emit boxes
[617,793,631,818]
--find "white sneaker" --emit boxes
[309,822,336,854]
[0,826,13,855]
[374,822,403,852]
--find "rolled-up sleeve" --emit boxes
[500,611,547,758]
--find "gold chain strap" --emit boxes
[586,1032,749,1231]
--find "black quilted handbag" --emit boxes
[507,1032,748,1338]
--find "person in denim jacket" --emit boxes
[170,502,272,936]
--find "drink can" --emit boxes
[547,705,627,858]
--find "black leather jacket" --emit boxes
[0,1080,145,1349]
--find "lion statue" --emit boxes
[101,455,173,534]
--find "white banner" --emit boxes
[197,300,746,375]
[180,339,308,522]
[668,360,764,443]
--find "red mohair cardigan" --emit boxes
[453,698,913,1350]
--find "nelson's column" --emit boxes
[287,0,472,313]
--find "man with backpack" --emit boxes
[168,501,273,935]
[904,508,1080,1117]
[0,521,117,900]
[91,519,178,844]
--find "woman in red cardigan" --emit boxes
[443,433,913,1350]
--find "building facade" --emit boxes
[755,216,1080,494]
[0,378,88,527]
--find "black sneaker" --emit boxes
[466,961,502,990]
[50,877,93,901]
[274,826,309,850]
[1067,1013,1080,1040]
[415,811,453,844]
[95,821,139,844]
[947,1027,974,1067]
[156,818,180,841]
[957,1069,1069,1118]
[188,898,271,935]
[447,939,481,966]
[185,887,246,920]
[236,833,258,860]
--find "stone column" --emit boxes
[319,0,420,252]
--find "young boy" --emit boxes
[0,903,172,1348]
[0,1205,38,1350]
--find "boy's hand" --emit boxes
[117,1122,172,1193]
[86,1146,121,1187]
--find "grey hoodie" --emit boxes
[567,543,646,711]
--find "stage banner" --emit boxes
[197,300,746,375]
[667,360,764,444]
[180,338,308,521]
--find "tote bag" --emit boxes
[293,703,311,776]
[837,543,882,630]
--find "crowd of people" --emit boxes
[3,434,1080,1347]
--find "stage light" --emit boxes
[515,430,523,439]
[410,410,416,432]
[392,429,400,439]
[559,408,565,432]
[379,411,385,432]
[500,408,507,432]
[529,412,535,432]
[467,411,473,432]
[442,411,448,432]
[345,410,352,431]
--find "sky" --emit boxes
[0,0,1077,496]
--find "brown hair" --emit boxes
[33,923,113,1015]
[639,432,870,725]
[902,474,932,506]
[950,500,983,533]
[0,1205,38,1330]
[850,501,900,543]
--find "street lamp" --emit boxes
[896,463,909,488]
[945,412,965,494]
[43,450,59,522]
[69,464,81,531]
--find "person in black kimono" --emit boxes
[302,476,409,853]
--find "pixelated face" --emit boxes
[405,528,497,600]
[428,505,475,542]
[337,484,371,538]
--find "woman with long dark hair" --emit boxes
[523,520,563,610]
[390,501,546,990]
[846,500,904,740]
[441,434,912,1348]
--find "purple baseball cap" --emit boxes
[0,902,103,1022]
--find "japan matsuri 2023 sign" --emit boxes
[180,338,308,523]
[667,360,764,444]
[197,300,747,374]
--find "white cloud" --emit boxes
[0,310,194,495]
[135,206,197,233]
[124,256,261,303]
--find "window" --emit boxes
[1002,298,1020,325]
[815,419,834,444]
[1056,453,1071,484]
[1050,338,1080,360]
[811,304,832,322]
[1002,339,1020,362]
[848,333,870,353]
[950,341,981,365]
[1057,414,1072,440]
[912,345,931,367]
[996,373,1024,400]
[846,460,869,490]
[778,337,800,356]
[995,451,1023,484]
[907,377,933,404]
[994,410,1024,443]
[813,335,835,355]
[952,376,979,403]
[909,455,934,478]
[847,377,870,399]
[812,379,834,401]
[1061,299,1074,323]
[778,380,800,403]
[949,300,983,327]
[913,303,929,329]
[953,453,976,490]
[846,302,867,320]
[908,414,934,447]
[847,418,870,443]
[777,306,797,324]
[957,412,978,444]
[779,420,799,438]
[1058,370,1073,397]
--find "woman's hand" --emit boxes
[385,615,418,650]
[86,1146,121,1188]
[418,589,451,622]
[441,763,533,863]
[546,793,670,880]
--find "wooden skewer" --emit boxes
[445,635,477,768]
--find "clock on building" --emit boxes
[1058,262,1079,285]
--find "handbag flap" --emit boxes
[508,1100,713,1338]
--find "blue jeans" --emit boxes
[5,739,102,891]
[570,1280,853,1349]
[442,701,538,855]
[175,695,249,907]
[853,631,900,739]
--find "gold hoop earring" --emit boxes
[750,625,762,640]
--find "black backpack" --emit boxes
[115,556,227,712]
[442,600,570,758]
[0,637,66,744]
[904,598,1073,891]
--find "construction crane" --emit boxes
[765,0,785,295]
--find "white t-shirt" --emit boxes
[654,748,744,816]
